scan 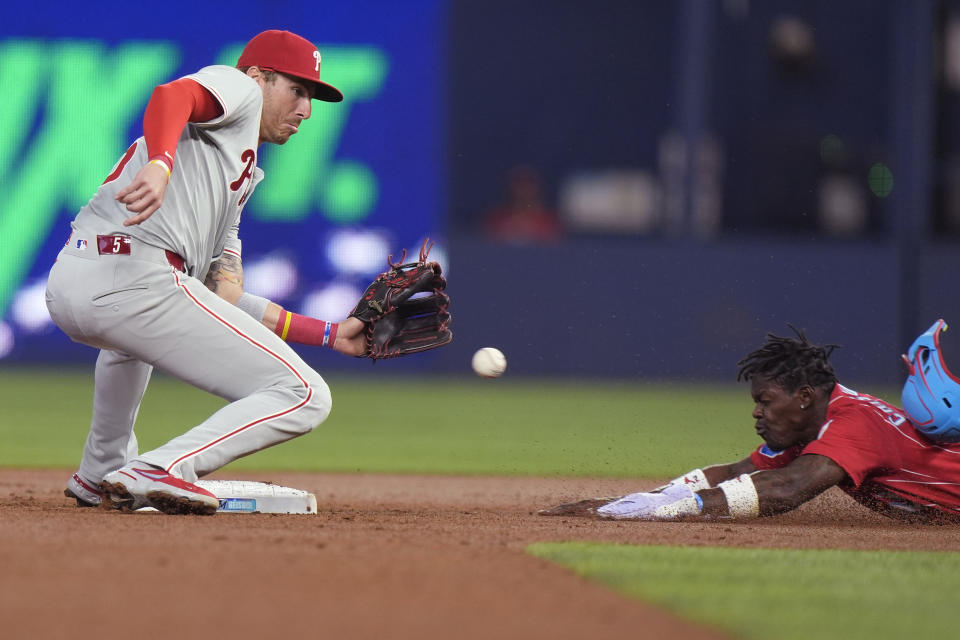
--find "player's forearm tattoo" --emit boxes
[203,253,244,292]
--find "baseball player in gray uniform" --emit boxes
[46,30,367,515]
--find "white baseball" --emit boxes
[472,347,507,378]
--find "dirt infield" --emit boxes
[3,470,960,639]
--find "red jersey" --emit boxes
[749,384,960,522]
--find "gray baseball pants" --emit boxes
[45,222,331,482]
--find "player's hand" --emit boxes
[116,161,170,226]
[331,316,368,357]
[595,484,703,520]
[538,497,619,517]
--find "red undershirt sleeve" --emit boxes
[143,77,223,172]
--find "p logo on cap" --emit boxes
[237,29,343,102]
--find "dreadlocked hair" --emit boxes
[737,325,839,392]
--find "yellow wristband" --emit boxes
[149,158,172,178]
[280,311,293,341]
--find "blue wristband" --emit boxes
[694,492,704,512]
[321,321,332,346]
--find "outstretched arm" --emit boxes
[642,457,758,493]
[203,254,367,356]
[546,453,845,520]
[539,457,758,517]
[699,453,847,518]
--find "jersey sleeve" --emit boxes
[183,65,261,131]
[221,225,241,260]
[143,78,223,171]
[212,203,245,264]
[206,225,241,275]
[801,409,904,487]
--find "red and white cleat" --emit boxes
[100,465,218,515]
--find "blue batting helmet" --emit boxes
[901,319,960,443]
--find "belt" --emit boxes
[96,234,186,273]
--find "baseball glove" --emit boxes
[351,239,452,360]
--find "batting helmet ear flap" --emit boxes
[901,319,960,443]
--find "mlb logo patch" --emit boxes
[75,239,87,250]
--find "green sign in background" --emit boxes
[0,39,389,319]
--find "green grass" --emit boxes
[0,367,769,476]
[528,543,959,640]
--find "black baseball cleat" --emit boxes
[64,472,103,507]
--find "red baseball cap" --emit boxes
[237,29,343,102]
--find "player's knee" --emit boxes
[277,367,331,436]
[298,370,332,433]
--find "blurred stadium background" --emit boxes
[1,0,958,386]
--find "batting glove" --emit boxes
[596,483,703,520]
